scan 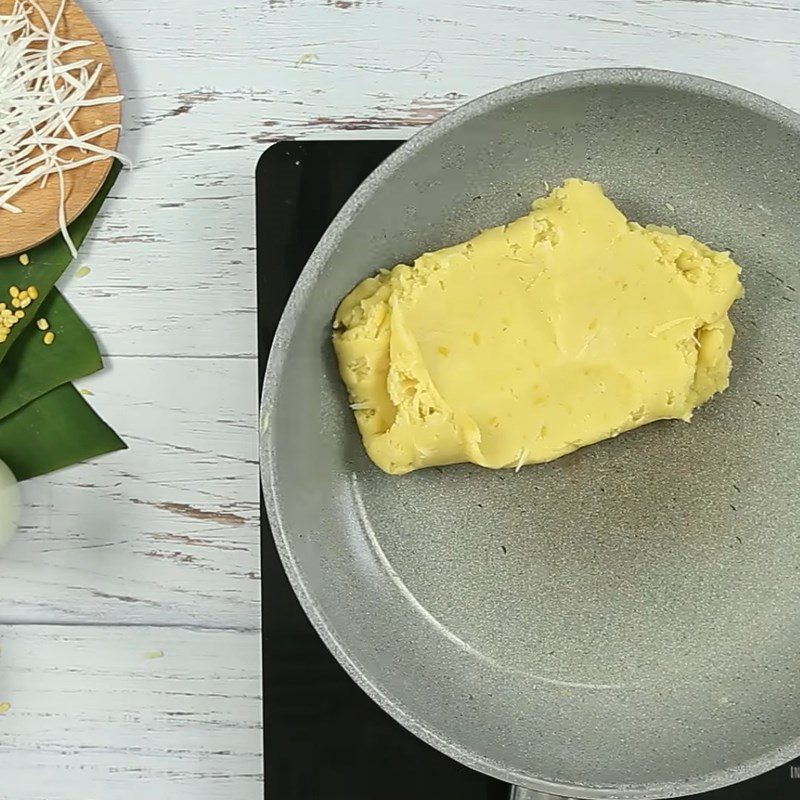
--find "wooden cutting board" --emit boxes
[0,0,121,258]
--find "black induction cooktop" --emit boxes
[256,141,800,800]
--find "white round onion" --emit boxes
[0,459,20,551]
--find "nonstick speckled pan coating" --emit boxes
[261,69,800,799]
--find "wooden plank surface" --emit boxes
[2,0,799,795]
[0,626,262,800]
[0,356,259,627]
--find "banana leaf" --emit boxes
[0,160,122,364]
[0,289,102,420]
[0,383,125,481]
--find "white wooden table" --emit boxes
[1,0,797,797]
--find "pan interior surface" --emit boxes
[264,72,800,798]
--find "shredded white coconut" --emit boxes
[0,0,129,255]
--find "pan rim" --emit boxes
[260,67,800,798]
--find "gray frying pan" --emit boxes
[261,69,800,799]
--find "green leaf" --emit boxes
[0,383,126,481]
[0,159,125,479]
[0,289,103,420]
[0,160,122,364]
